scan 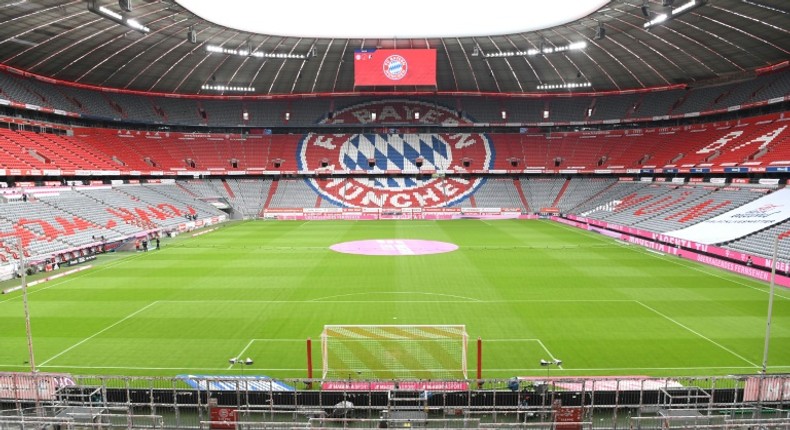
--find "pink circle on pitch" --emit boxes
[330,239,458,256]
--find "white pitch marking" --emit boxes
[39,301,160,366]
[228,339,257,370]
[635,300,759,368]
[2,363,786,372]
[0,253,149,304]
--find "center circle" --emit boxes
[330,239,458,256]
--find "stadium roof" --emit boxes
[176,0,611,39]
[0,0,788,95]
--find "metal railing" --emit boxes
[0,374,787,429]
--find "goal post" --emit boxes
[320,325,469,380]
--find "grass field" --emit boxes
[1,219,788,380]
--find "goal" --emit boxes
[320,325,468,380]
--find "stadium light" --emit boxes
[87,1,151,33]
[536,82,592,90]
[481,40,587,58]
[643,0,707,29]
[126,19,150,33]
[201,84,255,93]
[643,13,668,28]
[98,6,123,20]
[205,44,312,60]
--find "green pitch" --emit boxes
[1,219,788,379]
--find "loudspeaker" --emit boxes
[594,24,605,40]
[119,0,132,12]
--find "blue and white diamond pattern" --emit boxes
[340,134,450,169]
[339,134,451,189]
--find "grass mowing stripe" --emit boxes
[635,301,759,368]
[39,301,159,367]
[2,219,785,378]
[157,299,638,303]
[0,252,151,304]
[3,364,787,372]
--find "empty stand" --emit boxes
[221,178,273,218]
[633,89,686,118]
[726,218,790,261]
[0,182,225,262]
[1,115,789,174]
[2,69,788,127]
[470,178,523,209]
[267,178,320,208]
[519,178,567,211]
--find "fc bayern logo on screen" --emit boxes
[297,101,494,209]
[383,55,408,81]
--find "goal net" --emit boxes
[321,325,468,380]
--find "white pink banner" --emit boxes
[0,372,75,401]
[322,381,468,391]
[517,376,683,391]
[262,208,525,221]
[664,189,790,244]
[743,376,790,401]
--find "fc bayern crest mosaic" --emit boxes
[297,101,495,209]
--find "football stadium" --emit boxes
[0,0,789,428]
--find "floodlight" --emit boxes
[126,19,150,33]
[568,41,587,50]
[98,6,122,20]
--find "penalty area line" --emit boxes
[39,301,160,367]
[227,338,306,369]
[483,338,562,370]
[635,300,759,369]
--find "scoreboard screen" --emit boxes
[354,49,437,86]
